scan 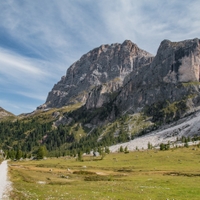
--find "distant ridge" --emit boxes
[0,107,15,120]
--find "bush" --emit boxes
[37,145,47,159]
[160,143,170,151]
[124,146,129,154]
[119,146,124,152]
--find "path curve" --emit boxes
[0,160,11,199]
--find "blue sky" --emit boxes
[0,0,200,115]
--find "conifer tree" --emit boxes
[37,145,47,159]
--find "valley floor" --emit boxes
[8,147,200,200]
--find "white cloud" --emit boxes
[0,48,44,75]
[0,48,52,87]
[0,47,64,108]
[14,91,47,101]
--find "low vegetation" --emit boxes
[143,100,187,124]
[0,103,154,160]
[8,146,200,199]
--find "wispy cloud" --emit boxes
[14,91,47,101]
[0,47,62,114]
[0,48,44,75]
[0,47,58,88]
[0,98,38,115]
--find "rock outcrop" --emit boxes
[41,40,153,109]
[114,38,200,116]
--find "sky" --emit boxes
[0,0,200,115]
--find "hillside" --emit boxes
[110,110,200,152]
[0,107,15,121]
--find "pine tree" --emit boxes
[124,146,129,154]
[77,151,83,161]
[119,146,124,152]
[16,149,22,160]
[37,145,47,159]
[105,147,110,154]
[148,142,152,149]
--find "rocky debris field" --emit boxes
[110,109,200,152]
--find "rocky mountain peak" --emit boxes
[155,38,200,83]
[114,38,200,117]
[41,40,153,109]
[40,37,200,127]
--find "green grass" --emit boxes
[8,147,200,199]
[18,103,83,123]
[182,81,200,87]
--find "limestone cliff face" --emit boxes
[43,40,153,108]
[85,78,122,109]
[114,38,200,115]
[158,39,200,83]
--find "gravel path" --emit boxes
[0,160,11,199]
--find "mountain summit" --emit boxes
[114,38,200,117]
[40,40,153,109]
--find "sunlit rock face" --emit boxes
[114,38,200,115]
[42,40,153,108]
[159,39,200,83]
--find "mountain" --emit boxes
[44,38,200,125]
[40,40,153,109]
[38,37,200,145]
[114,38,200,118]
[0,107,15,120]
[1,38,200,157]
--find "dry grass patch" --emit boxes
[8,147,200,199]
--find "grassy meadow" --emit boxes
[8,147,200,200]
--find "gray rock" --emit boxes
[114,38,200,116]
[42,40,153,109]
[40,38,200,127]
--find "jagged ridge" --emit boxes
[40,40,153,109]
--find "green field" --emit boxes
[8,147,200,200]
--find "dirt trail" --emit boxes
[0,160,11,199]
